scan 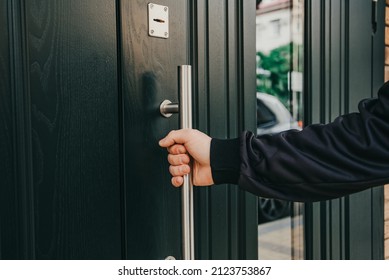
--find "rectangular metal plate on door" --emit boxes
[148,3,169,38]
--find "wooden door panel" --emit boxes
[26,0,122,259]
[120,0,188,260]
[1,0,257,260]
[0,0,19,259]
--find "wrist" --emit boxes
[210,138,240,185]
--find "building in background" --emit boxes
[256,0,303,124]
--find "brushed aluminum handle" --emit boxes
[159,65,194,260]
[160,100,179,118]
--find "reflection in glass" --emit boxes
[256,0,304,260]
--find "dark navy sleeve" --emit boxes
[210,138,240,185]
[211,81,389,202]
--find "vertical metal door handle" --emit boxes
[160,65,194,260]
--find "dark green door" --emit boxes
[0,0,189,260]
[1,0,123,259]
[0,0,257,260]
[119,0,189,260]
[119,0,258,260]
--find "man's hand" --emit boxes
[159,129,214,187]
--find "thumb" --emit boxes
[159,129,191,148]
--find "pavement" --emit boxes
[258,215,304,260]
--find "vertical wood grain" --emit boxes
[0,0,19,259]
[26,0,122,259]
[120,0,188,260]
[5,0,36,259]
[120,0,257,260]
[2,0,257,260]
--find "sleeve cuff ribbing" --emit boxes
[210,138,240,185]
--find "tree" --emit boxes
[256,43,291,108]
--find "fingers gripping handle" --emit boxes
[160,65,194,260]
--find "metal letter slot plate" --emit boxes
[148,3,169,39]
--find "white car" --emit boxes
[256,92,301,135]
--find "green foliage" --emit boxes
[256,43,292,107]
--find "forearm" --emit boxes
[210,81,389,202]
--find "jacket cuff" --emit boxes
[210,138,240,185]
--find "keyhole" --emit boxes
[153,18,165,23]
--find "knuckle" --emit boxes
[169,165,176,176]
[182,165,190,174]
[167,154,175,164]
[183,154,190,164]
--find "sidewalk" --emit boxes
[258,216,303,260]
